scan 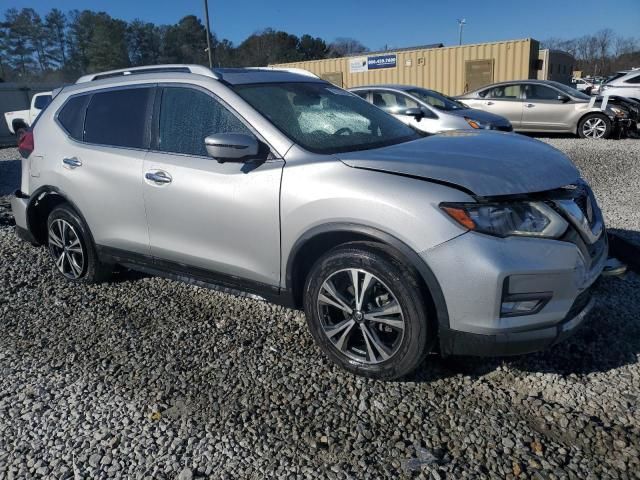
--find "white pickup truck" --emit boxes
[4,91,52,138]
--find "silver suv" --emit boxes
[11,65,607,379]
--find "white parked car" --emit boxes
[600,70,640,102]
[4,91,52,138]
[571,77,594,94]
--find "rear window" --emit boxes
[84,87,153,149]
[625,74,640,84]
[57,95,91,141]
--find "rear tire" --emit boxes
[578,113,611,139]
[47,205,112,283]
[303,241,432,380]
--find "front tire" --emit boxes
[47,205,111,283]
[303,242,432,380]
[578,113,611,139]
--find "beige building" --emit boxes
[537,49,575,84]
[273,38,541,96]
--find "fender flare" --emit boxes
[285,222,450,330]
[25,185,96,247]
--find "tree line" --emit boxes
[0,8,369,82]
[542,29,639,77]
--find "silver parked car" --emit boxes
[349,84,512,134]
[458,80,636,138]
[12,65,607,379]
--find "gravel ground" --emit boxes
[0,140,639,479]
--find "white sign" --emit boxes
[349,57,368,73]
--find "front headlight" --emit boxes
[465,117,492,130]
[440,201,568,238]
[609,106,627,118]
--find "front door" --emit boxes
[478,84,524,128]
[143,85,283,287]
[521,84,572,131]
[370,90,441,133]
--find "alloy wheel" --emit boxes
[582,117,607,138]
[317,268,405,364]
[48,219,85,279]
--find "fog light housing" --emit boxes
[501,278,552,317]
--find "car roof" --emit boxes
[74,64,324,87]
[350,84,424,91]
[466,79,573,93]
[215,67,324,85]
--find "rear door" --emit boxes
[521,84,572,131]
[476,84,524,128]
[143,84,283,287]
[51,86,153,255]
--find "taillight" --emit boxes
[18,131,34,158]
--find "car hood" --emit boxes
[446,107,511,125]
[337,131,580,197]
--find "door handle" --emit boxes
[145,170,172,184]
[62,157,82,168]
[486,101,494,105]
[525,103,535,108]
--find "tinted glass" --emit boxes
[551,81,590,100]
[34,94,52,110]
[626,74,640,84]
[407,88,465,111]
[158,87,251,156]
[235,82,419,154]
[371,91,419,112]
[484,85,521,99]
[84,88,152,148]
[57,95,91,141]
[604,72,627,84]
[525,85,559,100]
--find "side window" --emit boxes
[484,85,521,99]
[371,91,419,112]
[57,95,91,141]
[84,87,153,148]
[525,85,560,100]
[158,87,251,157]
[352,91,368,100]
[625,74,640,84]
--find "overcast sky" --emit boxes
[10,0,640,50]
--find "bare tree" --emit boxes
[328,37,368,57]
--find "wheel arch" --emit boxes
[285,223,450,331]
[576,110,610,135]
[25,186,93,246]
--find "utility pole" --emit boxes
[204,0,213,68]
[457,18,466,46]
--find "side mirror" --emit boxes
[204,133,259,162]
[557,94,570,103]
[398,107,424,121]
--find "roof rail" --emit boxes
[76,64,220,84]
[250,66,319,78]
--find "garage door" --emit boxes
[465,60,494,93]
